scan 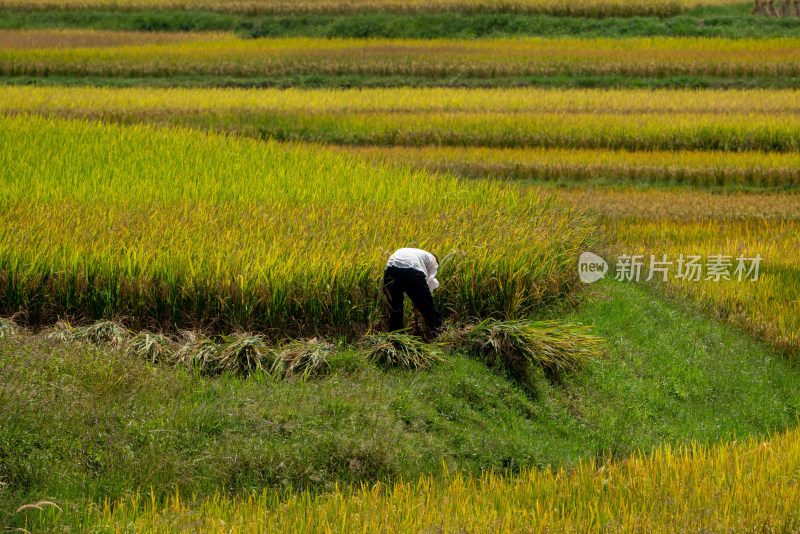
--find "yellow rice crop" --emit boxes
[2,86,795,351]
[3,85,796,116]
[2,36,799,78]
[322,145,800,357]
[0,29,234,49]
[334,144,800,355]
[0,114,595,334]
[21,427,800,532]
[0,0,743,17]
[3,86,799,152]
[342,144,800,189]
[557,189,800,358]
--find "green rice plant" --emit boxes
[127,332,174,364]
[466,319,603,374]
[172,332,221,371]
[361,331,447,369]
[214,333,273,376]
[271,337,333,379]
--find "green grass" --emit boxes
[564,280,800,451]
[3,279,799,529]
[3,5,799,40]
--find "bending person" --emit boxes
[383,248,443,336]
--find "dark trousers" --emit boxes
[383,266,443,334]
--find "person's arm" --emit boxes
[425,253,440,293]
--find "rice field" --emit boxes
[5,84,798,114]
[2,35,799,79]
[0,0,746,17]
[4,86,800,152]
[4,17,800,534]
[345,147,800,357]
[346,151,800,359]
[0,29,235,49]
[18,427,800,532]
[1,84,797,354]
[0,114,595,334]
[552,189,800,357]
[342,144,800,190]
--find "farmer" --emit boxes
[383,248,443,337]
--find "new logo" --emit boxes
[578,252,608,284]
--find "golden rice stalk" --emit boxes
[71,320,130,347]
[214,333,274,376]
[0,114,595,336]
[15,501,63,513]
[360,332,447,369]
[127,332,175,364]
[172,332,222,372]
[466,318,603,374]
[271,337,333,379]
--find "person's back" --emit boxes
[383,248,443,336]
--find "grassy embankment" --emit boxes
[0,0,748,18]
[1,4,798,40]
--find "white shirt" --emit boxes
[386,248,440,293]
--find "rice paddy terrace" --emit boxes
[2,2,800,532]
